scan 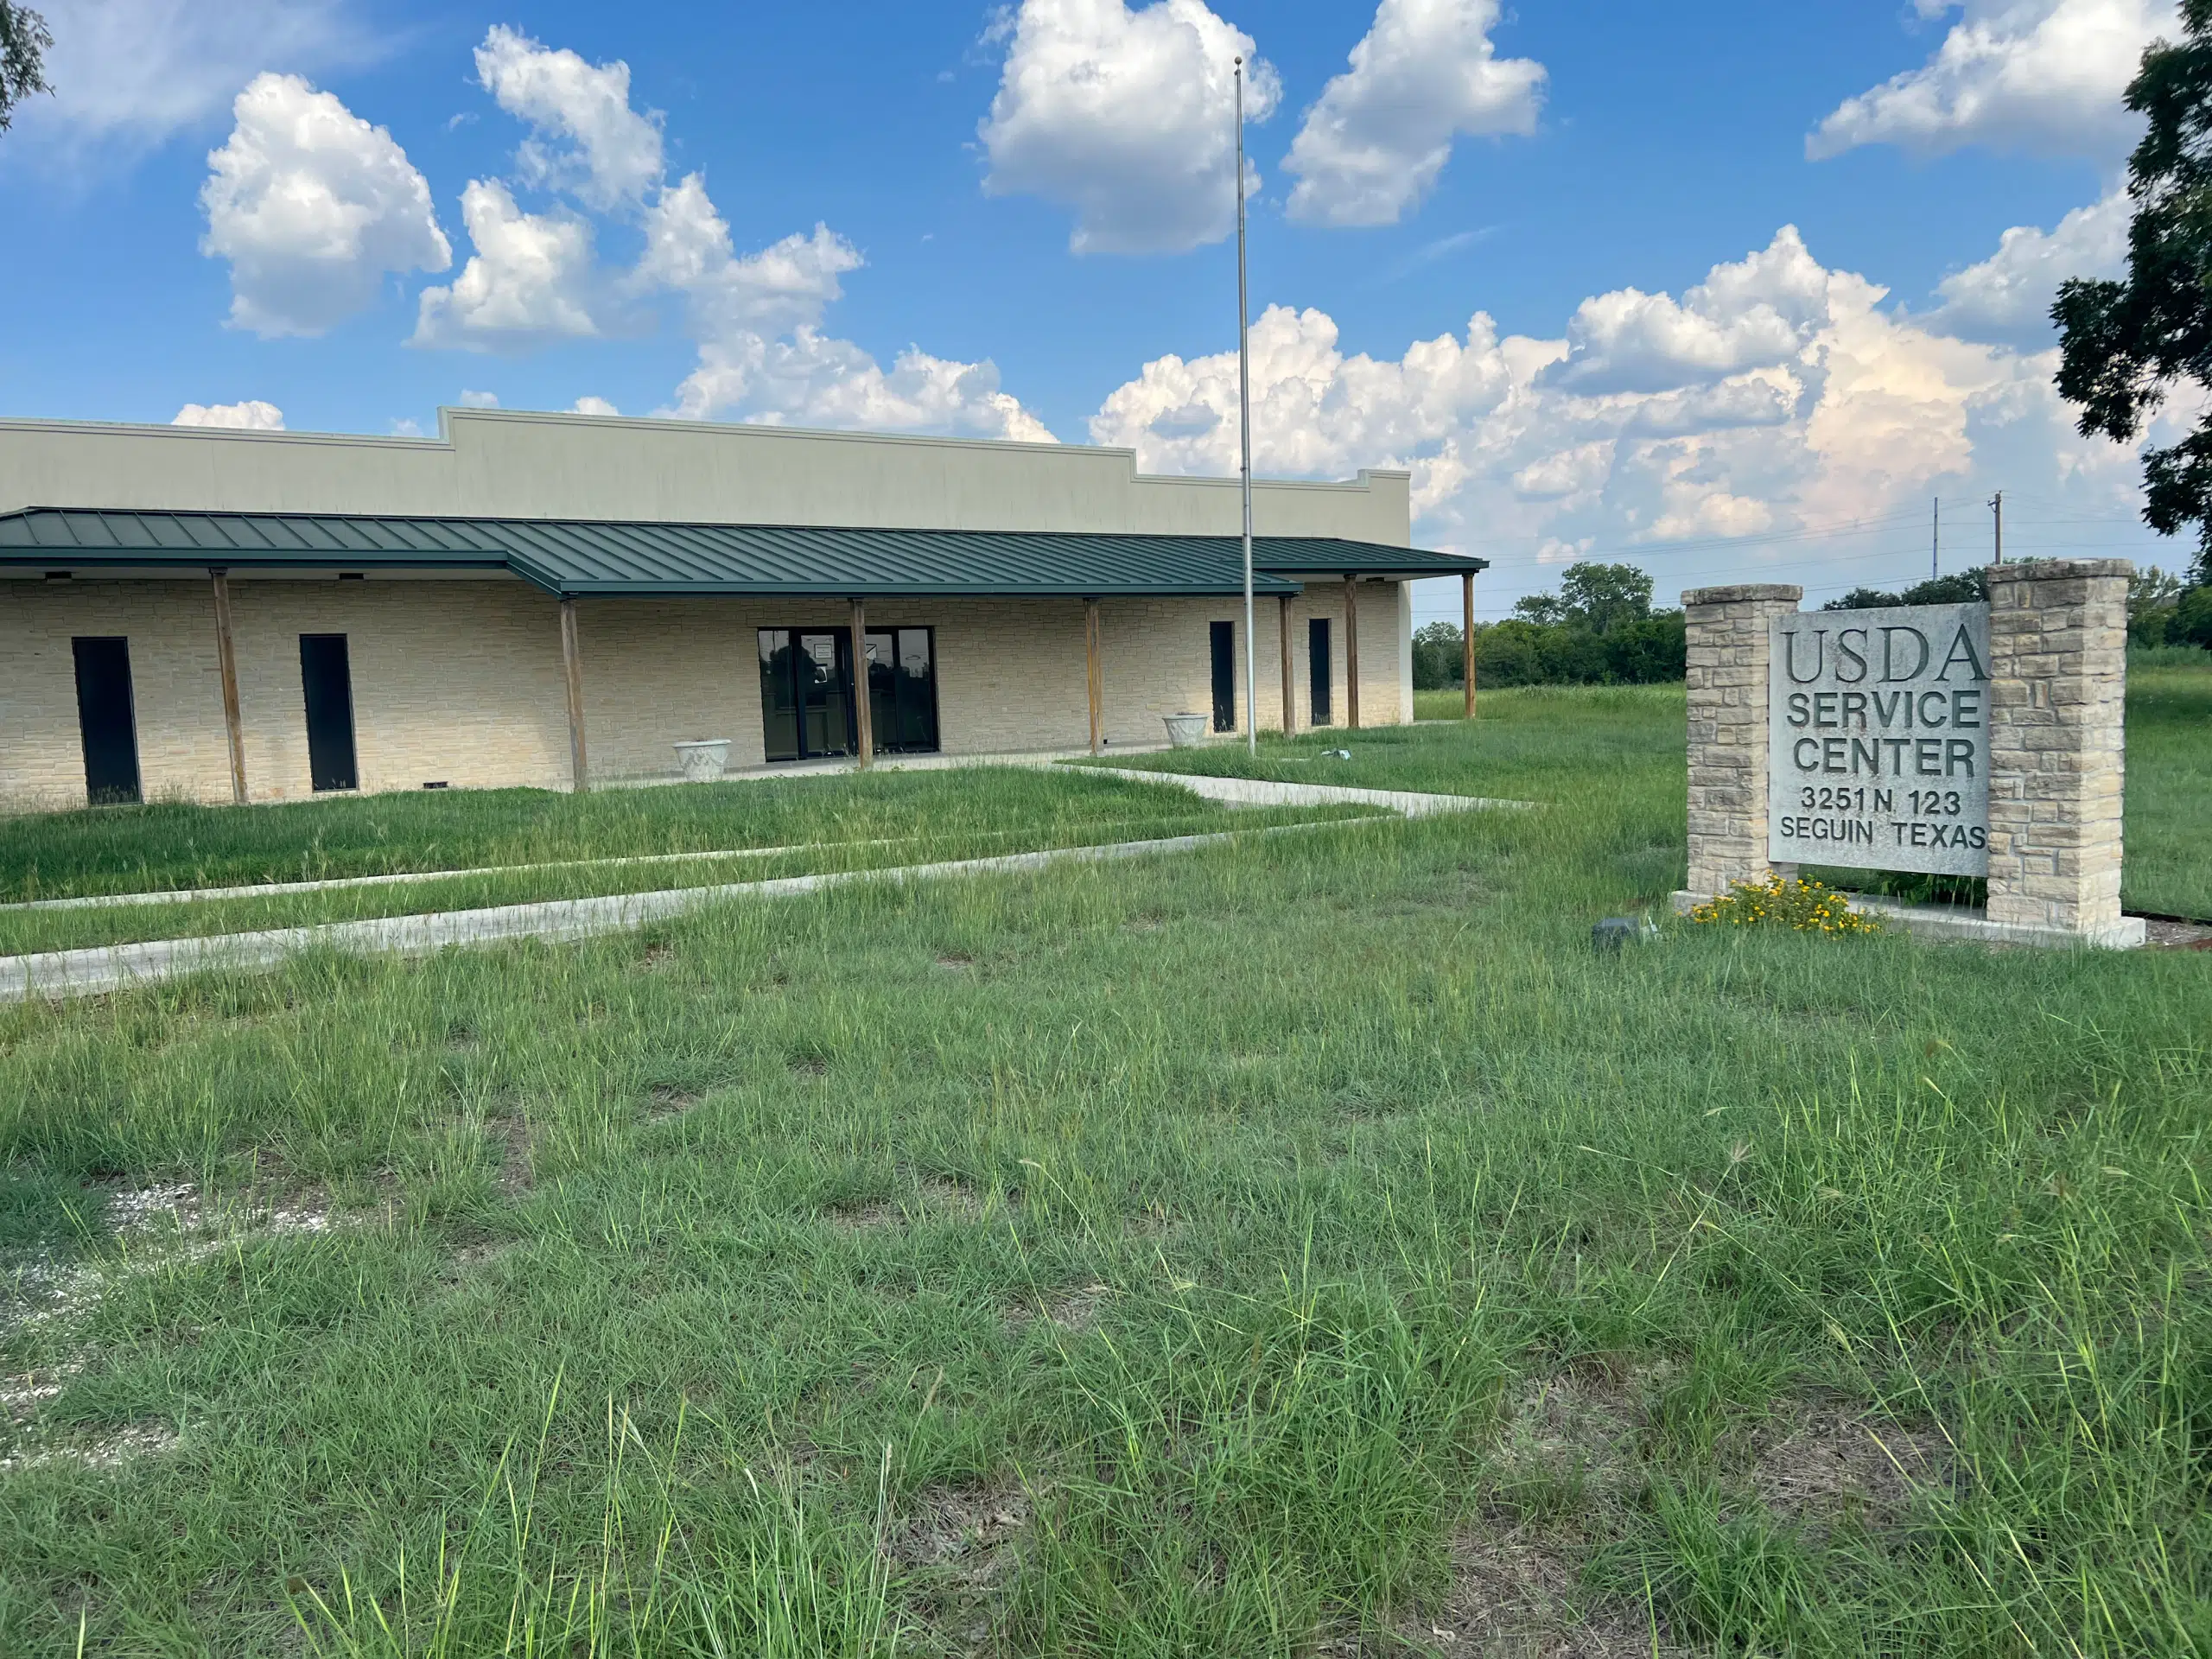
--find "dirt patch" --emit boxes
[446,1239,517,1275]
[1747,1403,1950,1526]
[1006,1281,1111,1335]
[1,1179,347,1480]
[934,952,976,971]
[637,941,676,971]
[824,1178,988,1232]
[643,1084,706,1124]
[0,1420,179,1473]
[1484,1370,1649,1522]
[891,1480,1032,1649]
[2143,916,2212,950]
[1413,1529,1680,1657]
[491,1118,537,1193]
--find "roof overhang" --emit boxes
[0,507,1475,600]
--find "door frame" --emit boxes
[71,635,143,806]
[758,623,941,762]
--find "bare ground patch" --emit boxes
[1004,1281,1112,1335]
[642,1084,708,1124]
[891,1482,1032,1650]
[1401,1369,1684,1656]
[824,1177,990,1233]
[1745,1402,1952,1527]
[2,1179,349,1478]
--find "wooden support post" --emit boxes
[1084,597,1103,755]
[1343,575,1361,730]
[1278,593,1294,735]
[849,597,874,767]
[209,568,248,804]
[1462,569,1477,721]
[559,596,588,793]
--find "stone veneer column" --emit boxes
[1985,558,2133,942]
[1681,583,1803,899]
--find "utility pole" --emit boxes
[1234,57,1256,758]
[1931,496,1939,582]
[1989,490,2003,565]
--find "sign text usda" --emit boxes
[1767,601,1991,876]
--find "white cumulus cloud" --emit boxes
[199,73,450,339]
[1808,0,2175,162]
[665,328,1058,442]
[1284,0,1544,228]
[978,0,1281,254]
[635,175,861,338]
[411,27,1053,442]
[1928,188,2130,343]
[633,167,1053,441]
[8,0,371,161]
[473,25,664,211]
[1091,222,2148,605]
[1543,227,1834,395]
[411,180,599,351]
[172,400,285,429]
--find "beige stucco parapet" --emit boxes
[1681,582,1802,899]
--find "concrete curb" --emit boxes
[0,821,1364,1004]
[1071,766,1529,817]
[0,842,842,914]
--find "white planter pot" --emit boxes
[672,739,733,782]
[1163,713,1209,748]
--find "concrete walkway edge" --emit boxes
[0,821,1360,1004]
[1070,765,1529,818]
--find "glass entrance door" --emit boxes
[760,626,938,761]
[864,627,939,754]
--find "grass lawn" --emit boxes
[0,766,1271,906]
[0,772,1370,958]
[1,687,2209,1656]
[2122,658,2212,918]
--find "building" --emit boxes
[0,409,1482,809]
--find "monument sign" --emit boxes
[1768,602,1991,876]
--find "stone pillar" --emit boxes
[1985,559,2134,944]
[1682,583,1802,899]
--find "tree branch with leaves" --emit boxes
[0,0,53,131]
[2056,0,2212,582]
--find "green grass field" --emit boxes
[0,766,1254,905]
[0,773,1370,958]
[0,678,2208,1656]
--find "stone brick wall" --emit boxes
[1681,583,1803,898]
[0,578,571,805]
[550,583,1403,778]
[0,575,1411,808]
[1984,559,2131,938]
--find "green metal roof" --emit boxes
[0,508,1484,596]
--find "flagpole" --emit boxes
[1235,57,1255,758]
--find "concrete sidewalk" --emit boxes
[0,820,1363,1004]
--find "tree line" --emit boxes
[1412,562,1686,690]
[1823,566,2212,650]
[1415,552,2211,694]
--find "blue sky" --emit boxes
[0,1,2176,620]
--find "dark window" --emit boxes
[758,630,803,761]
[762,626,941,762]
[866,627,939,754]
[299,634,359,791]
[1210,620,1236,732]
[1308,618,1332,725]
[72,637,141,805]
